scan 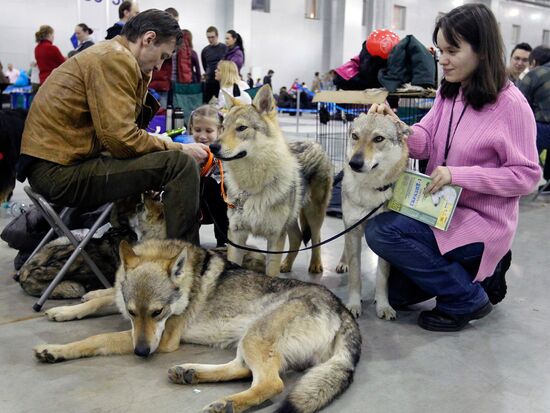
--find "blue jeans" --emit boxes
[365,212,489,315]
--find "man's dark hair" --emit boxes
[268,70,274,75]
[511,42,532,58]
[164,7,178,19]
[529,45,550,66]
[122,9,183,46]
[434,3,506,110]
[118,1,133,19]
[206,26,219,36]
[315,71,319,76]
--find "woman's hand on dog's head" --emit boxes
[369,103,400,121]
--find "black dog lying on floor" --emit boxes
[0,109,27,202]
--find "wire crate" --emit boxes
[315,96,434,173]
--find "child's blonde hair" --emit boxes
[217,60,241,88]
[188,105,222,132]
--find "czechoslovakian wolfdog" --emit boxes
[34,239,361,413]
[336,112,410,318]
[209,85,333,277]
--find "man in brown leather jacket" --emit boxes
[19,10,208,244]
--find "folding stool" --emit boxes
[532,180,550,201]
[21,186,113,312]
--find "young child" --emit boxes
[189,105,228,247]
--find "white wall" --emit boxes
[2,0,550,90]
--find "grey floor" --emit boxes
[1,115,550,413]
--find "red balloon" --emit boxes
[366,29,400,59]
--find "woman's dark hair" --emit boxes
[433,3,506,110]
[77,23,93,35]
[118,1,133,19]
[121,9,183,46]
[529,45,550,66]
[227,29,245,59]
[182,29,193,49]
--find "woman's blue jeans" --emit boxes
[365,212,489,315]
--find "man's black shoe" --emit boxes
[418,301,493,332]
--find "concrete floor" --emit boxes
[1,116,550,413]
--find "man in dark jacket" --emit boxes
[105,0,139,40]
[201,26,226,103]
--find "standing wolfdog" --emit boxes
[336,112,410,318]
[34,239,361,413]
[209,85,333,277]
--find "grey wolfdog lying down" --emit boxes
[35,239,362,413]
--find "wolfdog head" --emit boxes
[128,192,166,241]
[209,85,286,162]
[115,240,194,357]
[347,112,410,175]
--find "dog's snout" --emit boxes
[134,344,151,358]
[349,155,364,172]
[209,143,221,155]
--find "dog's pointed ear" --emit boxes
[222,90,239,110]
[395,120,413,143]
[170,247,188,279]
[252,84,276,114]
[119,240,139,271]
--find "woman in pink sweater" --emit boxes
[366,3,541,332]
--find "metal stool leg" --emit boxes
[533,180,550,201]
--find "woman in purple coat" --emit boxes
[223,29,245,73]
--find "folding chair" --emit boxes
[22,186,113,312]
[533,180,550,201]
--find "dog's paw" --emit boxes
[346,301,363,318]
[376,303,397,321]
[45,306,80,322]
[280,259,292,273]
[308,262,323,274]
[202,400,234,413]
[168,365,197,384]
[34,344,66,363]
[335,262,348,273]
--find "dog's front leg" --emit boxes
[45,293,117,322]
[345,225,364,318]
[266,233,285,277]
[374,258,396,320]
[157,315,186,353]
[227,229,248,266]
[34,330,133,363]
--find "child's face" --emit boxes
[192,118,218,144]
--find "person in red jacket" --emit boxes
[34,25,65,85]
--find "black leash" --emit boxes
[201,178,385,254]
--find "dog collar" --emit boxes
[376,183,393,192]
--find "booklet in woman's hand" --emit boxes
[387,169,462,231]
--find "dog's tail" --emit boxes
[275,309,361,413]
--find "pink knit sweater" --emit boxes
[409,82,541,281]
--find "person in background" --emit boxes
[518,45,550,183]
[28,61,40,93]
[105,0,139,40]
[0,62,9,92]
[223,29,245,72]
[507,42,532,85]
[68,23,95,58]
[311,71,321,92]
[201,26,226,104]
[246,72,253,89]
[182,29,201,83]
[254,78,262,87]
[215,60,251,109]
[34,25,65,85]
[4,63,20,84]
[262,69,274,88]
[365,3,540,332]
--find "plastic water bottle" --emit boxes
[165,105,173,131]
[173,107,185,130]
[0,201,28,218]
[10,202,28,218]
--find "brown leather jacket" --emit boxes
[21,36,176,165]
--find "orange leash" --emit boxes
[218,159,235,209]
[200,150,215,177]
